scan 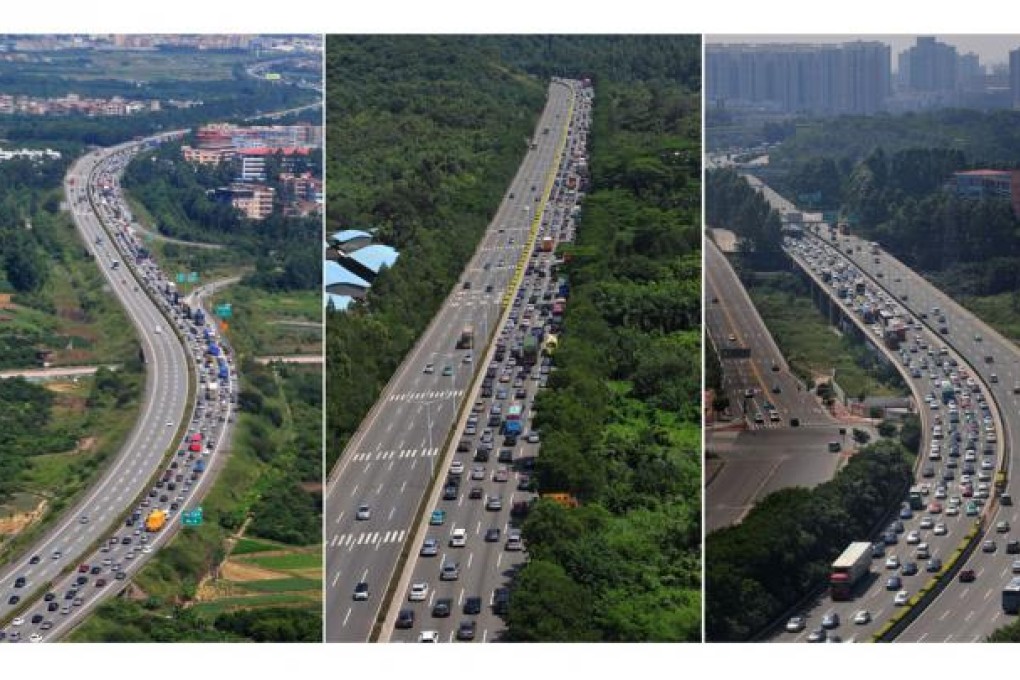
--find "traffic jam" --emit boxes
[2,138,237,643]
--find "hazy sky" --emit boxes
[709,35,1020,69]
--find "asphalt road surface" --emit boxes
[325,79,582,642]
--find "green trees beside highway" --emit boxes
[706,168,784,268]
[507,68,701,642]
[706,439,913,641]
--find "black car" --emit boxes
[29,555,41,565]
[43,592,56,602]
[493,587,510,615]
[396,609,415,629]
[456,620,477,641]
[1008,539,1020,555]
[14,576,26,588]
[464,596,482,615]
[31,614,43,624]
[484,527,501,542]
[47,602,59,612]
[443,484,459,501]
[432,598,452,618]
[7,595,19,605]
[469,487,484,500]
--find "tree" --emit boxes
[852,428,871,445]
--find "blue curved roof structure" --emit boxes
[347,244,398,273]
[332,229,373,243]
[325,261,370,289]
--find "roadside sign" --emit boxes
[189,272,200,283]
[182,507,204,527]
[176,272,186,284]
[215,303,233,319]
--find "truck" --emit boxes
[145,509,167,532]
[941,380,956,405]
[522,334,539,365]
[541,236,554,252]
[830,542,872,600]
[457,325,474,350]
[194,459,206,474]
[1003,577,1020,614]
[218,358,229,381]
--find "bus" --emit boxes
[908,486,925,511]
[996,471,1008,495]
[1003,577,1020,614]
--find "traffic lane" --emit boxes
[0,153,190,608]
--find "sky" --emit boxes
[709,35,1020,70]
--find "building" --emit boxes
[215,184,275,220]
[239,155,266,182]
[705,41,890,115]
[948,170,1020,216]
[900,37,959,93]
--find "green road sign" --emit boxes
[215,303,233,319]
[182,507,204,527]
[189,272,200,283]
[176,272,186,284]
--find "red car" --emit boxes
[959,569,976,583]
[928,502,943,514]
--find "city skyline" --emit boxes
[710,35,1020,70]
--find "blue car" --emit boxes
[886,576,902,590]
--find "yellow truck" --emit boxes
[145,509,167,532]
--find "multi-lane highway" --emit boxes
[742,176,1006,643]
[325,79,587,642]
[816,230,1020,642]
[0,134,240,642]
[382,88,591,644]
[705,235,844,531]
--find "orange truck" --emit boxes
[145,509,167,532]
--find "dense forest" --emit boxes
[706,438,914,641]
[705,168,784,269]
[508,72,701,642]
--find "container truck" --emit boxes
[1003,577,1020,614]
[830,541,872,600]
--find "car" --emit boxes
[29,555,41,565]
[785,616,806,633]
[959,569,977,583]
[486,495,503,511]
[468,486,484,500]
[886,576,902,590]
[526,431,540,444]
[906,530,921,545]
[464,596,482,615]
[30,614,43,625]
[14,576,26,588]
[396,609,416,629]
[450,461,465,476]
[442,365,454,376]
[915,543,931,560]
[505,529,524,551]
[853,610,871,625]
[493,466,510,482]
[440,561,460,581]
[28,633,42,643]
[420,538,440,557]
[982,540,997,553]
[432,598,452,617]
[7,595,19,606]
[933,522,948,536]
[902,562,919,576]
[806,628,828,643]
[442,483,459,501]
[484,527,501,543]
[356,504,371,521]
[919,516,934,530]
[1008,539,1020,554]
[79,515,89,524]
[423,363,435,374]
[11,616,24,626]
[899,506,913,520]
[470,466,486,481]
[820,612,840,629]
[429,509,446,525]
[885,555,900,570]
[353,582,369,601]
[926,558,943,573]
[418,631,439,643]
[408,582,429,602]
[894,590,910,606]
[449,528,467,547]
[456,620,477,641]
[998,520,1011,533]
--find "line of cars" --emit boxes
[780,231,1003,641]
[1,139,236,643]
[391,81,593,643]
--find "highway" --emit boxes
[0,134,240,642]
[383,85,591,644]
[705,235,843,531]
[814,230,1020,642]
[324,79,584,642]
[743,178,1003,643]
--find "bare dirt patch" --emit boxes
[0,498,46,536]
[219,560,283,582]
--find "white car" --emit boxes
[11,616,24,626]
[450,461,465,476]
[933,522,948,536]
[906,531,921,545]
[919,516,934,530]
[29,633,42,643]
[418,630,439,643]
[946,505,960,517]
[449,528,467,548]
[894,590,910,606]
[853,610,871,625]
[885,555,900,569]
[408,582,428,602]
